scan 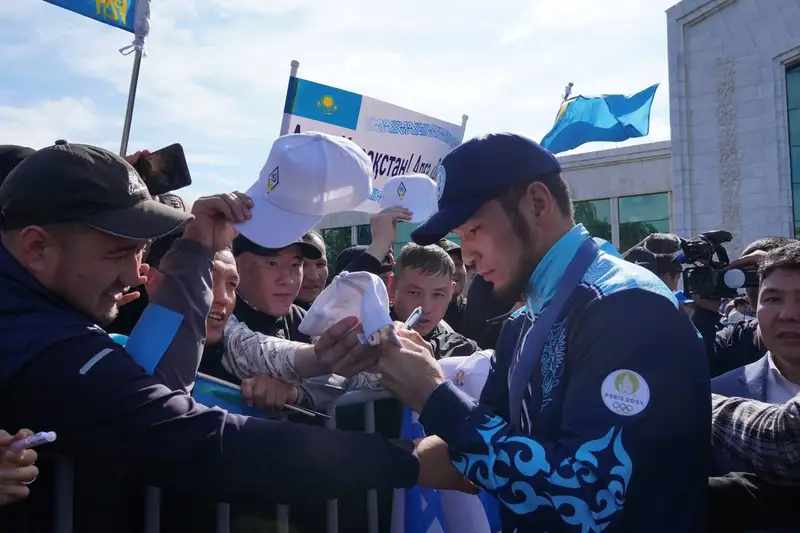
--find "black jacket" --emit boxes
[443,293,467,334]
[233,295,310,343]
[692,307,765,378]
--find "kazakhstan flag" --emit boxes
[540,84,659,155]
[43,0,143,33]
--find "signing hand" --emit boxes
[184,192,253,252]
[0,430,39,507]
[376,326,445,413]
[241,375,299,412]
[414,436,478,494]
[295,316,378,378]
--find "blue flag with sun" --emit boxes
[283,76,364,131]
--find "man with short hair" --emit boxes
[0,141,462,531]
[694,236,796,377]
[372,133,709,532]
[726,296,751,325]
[711,243,800,478]
[392,243,478,359]
[232,234,321,342]
[711,242,800,483]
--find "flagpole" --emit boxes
[553,82,574,123]
[119,47,144,157]
[279,60,301,136]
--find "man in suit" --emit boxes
[710,242,800,531]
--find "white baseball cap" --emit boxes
[438,350,493,400]
[298,271,393,341]
[235,132,373,248]
[379,173,438,223]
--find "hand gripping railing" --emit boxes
[53,389,394,533]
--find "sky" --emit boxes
[0,0,678,204]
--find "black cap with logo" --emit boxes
[0,141,191,239]
[232,234,322,260]
[437,238,461,256]
[334,245,393,276]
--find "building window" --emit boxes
[321,227,352,269]
[356,224,372,245]
[574,199,612,241]
[788,64,800,237]
[618,193,670,252]
[394,222,420,256]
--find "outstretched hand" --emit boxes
[414,436,479,494]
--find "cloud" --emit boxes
[0,97,114,149]
[0,0,677,202]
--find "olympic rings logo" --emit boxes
[612,401,635,413]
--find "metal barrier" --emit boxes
[52,389,394,533]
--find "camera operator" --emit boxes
[692,237,794,377]
[622,233,683,291]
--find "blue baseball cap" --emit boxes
[411,133,561,245]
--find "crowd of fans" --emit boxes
[4,134,800,533]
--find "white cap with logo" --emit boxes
[438,351,493,400]
[235,131,373,248]
[298,271,393,341]
[379,173,438,223]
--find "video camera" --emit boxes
[678,230,758,300]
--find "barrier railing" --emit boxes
[52,389,394,533]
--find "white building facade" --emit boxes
[667,0,800,256]
[318,0,800,261]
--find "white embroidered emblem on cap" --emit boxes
[127,167,149,196]
[266,167,279,193]
[435,164,446,201]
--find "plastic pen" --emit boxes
[8,431,57,453]
[403,306,424,330]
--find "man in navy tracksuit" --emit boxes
[374,133,710,532]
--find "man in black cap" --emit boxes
[335,244,394,280]
[622,242,683,291]
[366,133,709,532]
[232,233,323,342]
[0,141,467,531]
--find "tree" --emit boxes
[619,221,659,252]
[574,201,612,241]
